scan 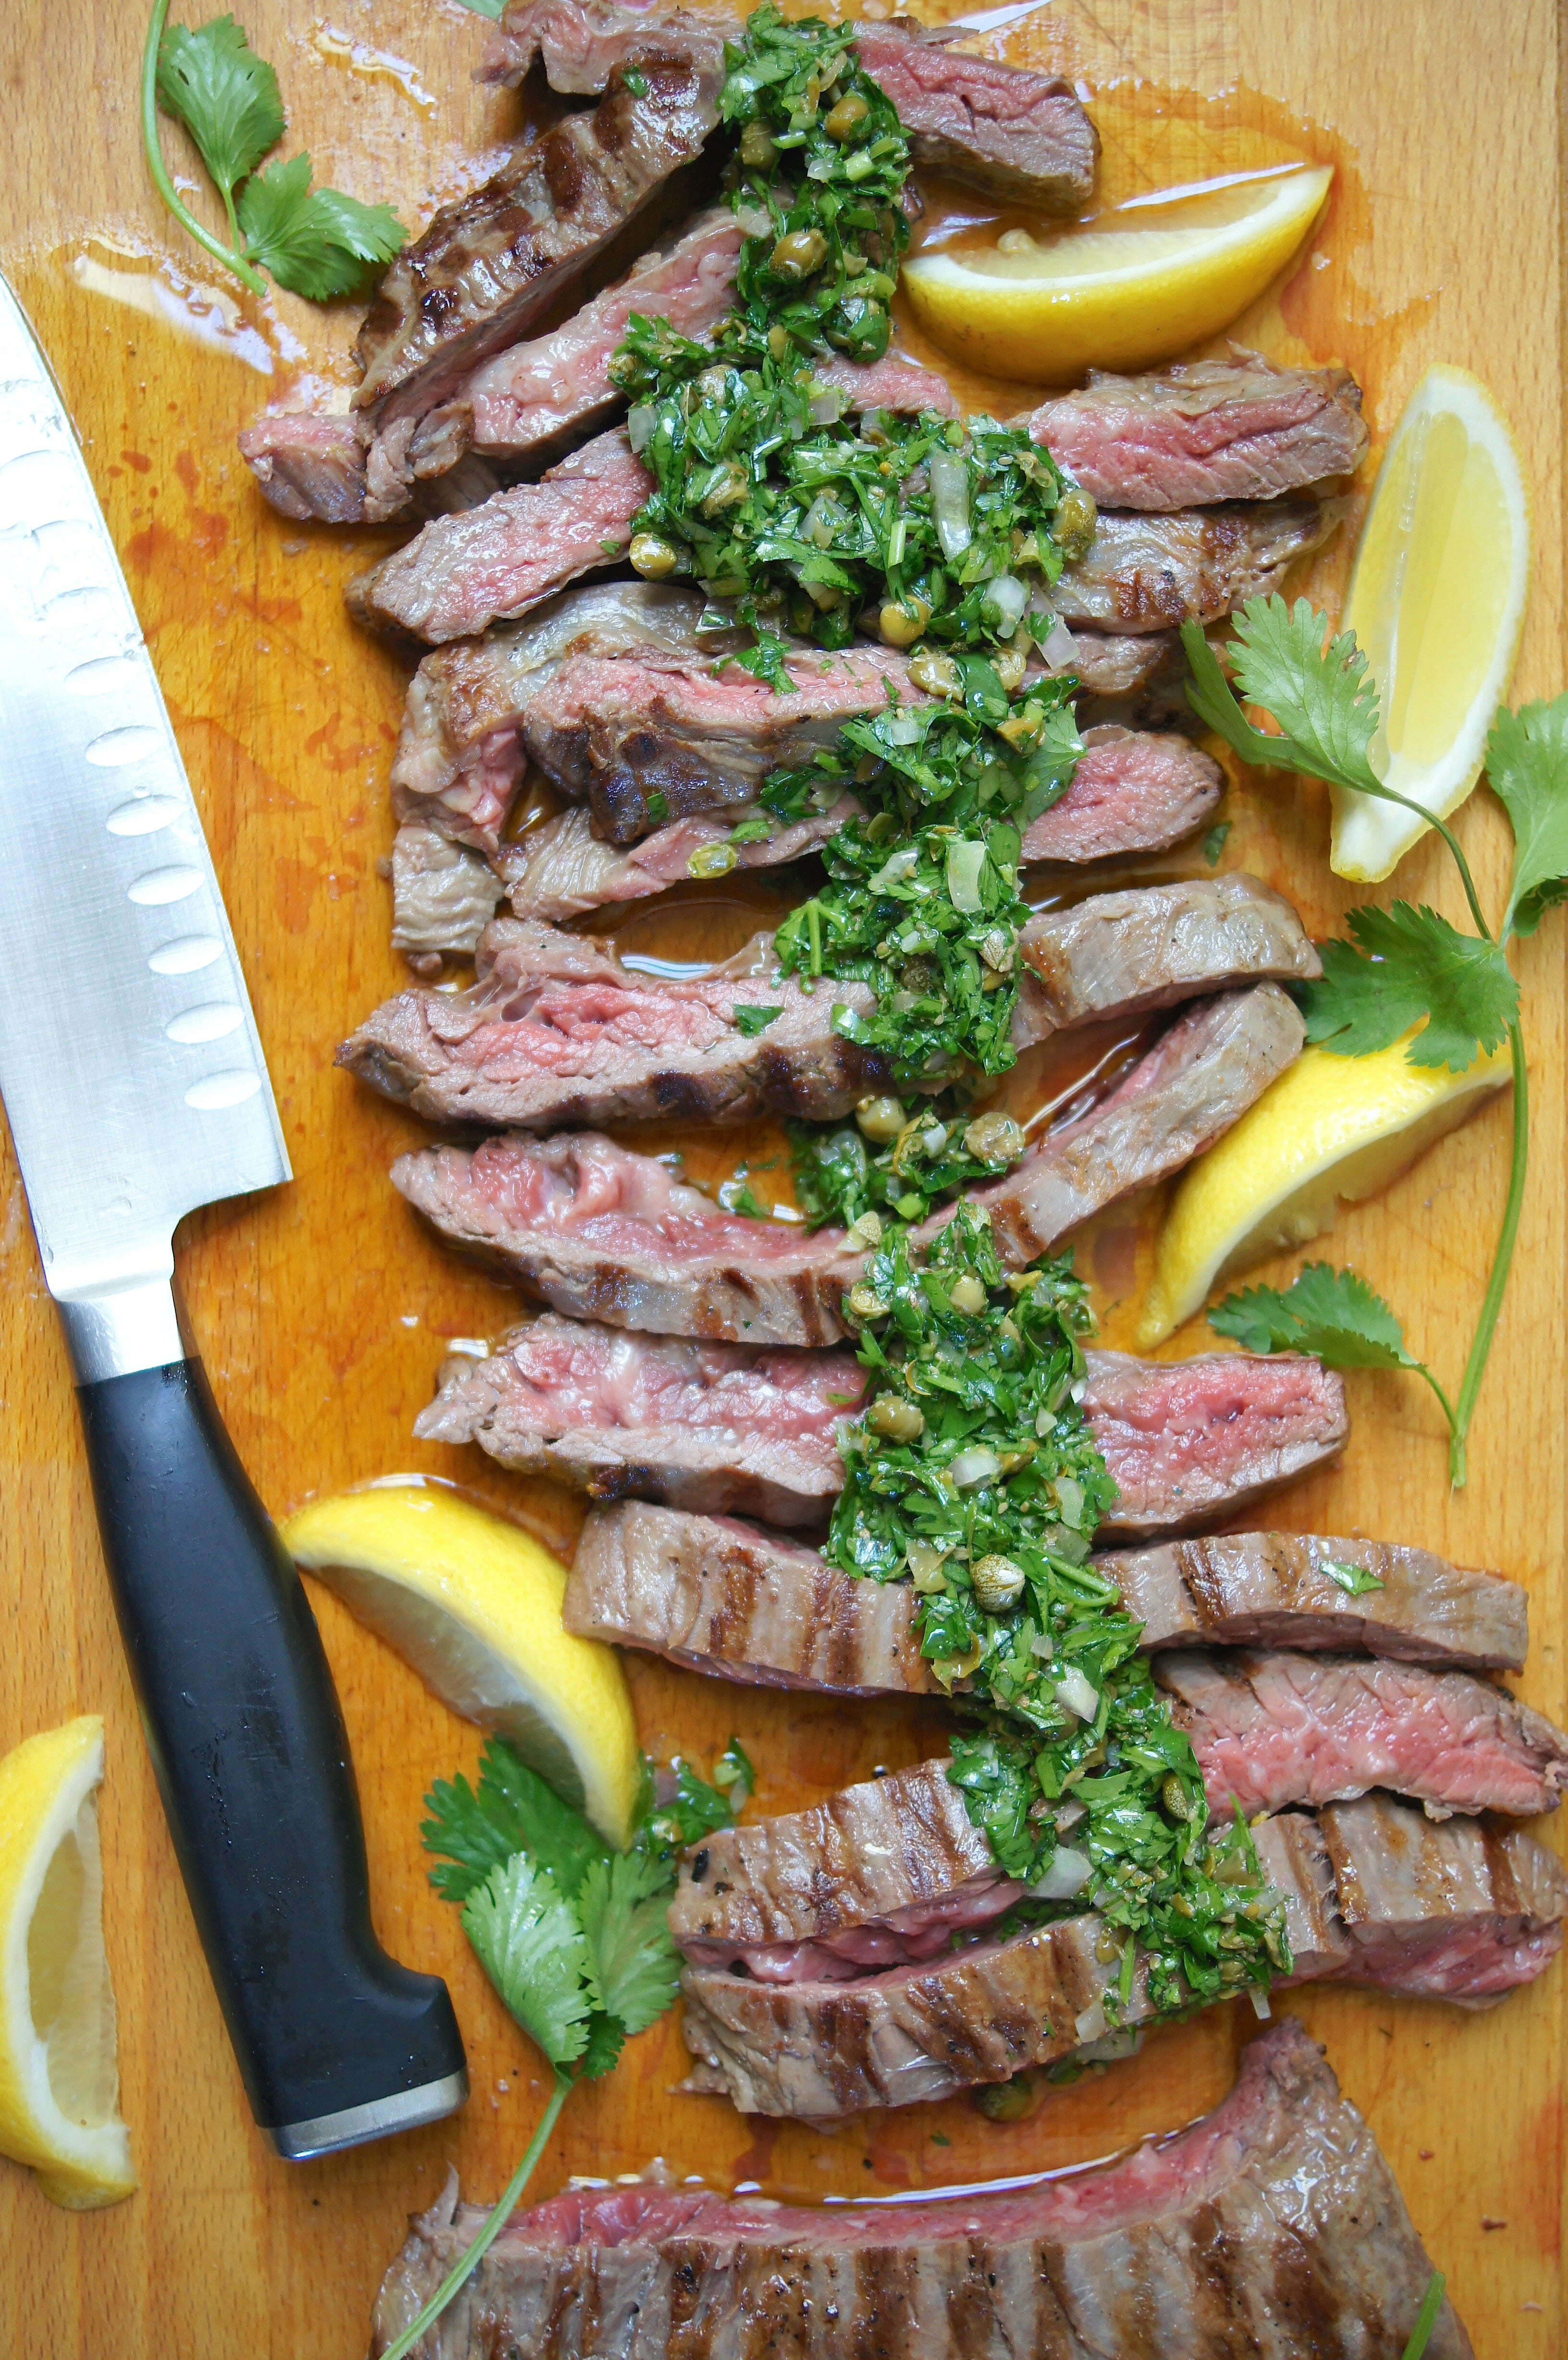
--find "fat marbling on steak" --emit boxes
[483,0,1100,210]
[1023,353,1369,509]
[564,1506,1516,1701]
[385,984,1306,1329]
[419,1322,1345,1531]
[370,2019,1470,2360]
[678,1794,1568,2118]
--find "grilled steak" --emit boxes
[236,409,368,527]
[1025,354,1369,510]
[1054,494,1350,632]
[493,797,858,928]
[431,1318,1344,1529]
[372,2019,1469,2360]
[484,1,1099,210]
[1105,1531,1529,1672]
[1021,725,1221,864]
[566,1503,1517,1702]
[386,985,1304,1328]
[1158,1647,1568,1820]
[355,34,724,425]
[679,1794,1568,2116]
[390,825,507,961]
[1013,876,1317,1046]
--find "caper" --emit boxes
[700,462,749,516]
[878,596,931,647]
[991,642,1027,693]
[1053,486,1098,563]
[844,1208,883,1250]
[970,1552,1026,1610]
[770,226,829,280]
[949,1274,988,1316]
[767,323,792,362]
[908,648,961,698]
[847,1283,888,1321]
[855,1093,906,1142]
[870,1396,926,1442]
[824,90,870,141]
[1161,1773,1194,1822]
[974,2071,1040,2122]
[687,843,738,880]
[1094,1931,1122,1966]
[996,702,1042,749]
[629,532,679,580]
[963,1111,1025,1165]
[739,120,778,168]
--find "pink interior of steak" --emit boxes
[678,1871,1025,1982]
[500,1320,867,1441]
[444,974,738,1076]
[1086,1354,1343,1492]
[1313,1919,1564,2000]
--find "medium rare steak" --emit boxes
[679,1795,1568,2116]
[494,797,858,928]
[1024,354,1369,510]
[236,410,368,527]
[1157,1648,1568,1820]
[1104,1531,1529,1672]
[1012,875,1318,1046]
[1020,725,1221,864]
[386,986,1305,1331]
[370,2020,1470,2360]
[436,1319,1345,1529]
[484,1,1100,210]
[355,35,724,423]
[566,1503,1513,1702]
[1054,493,1350,631]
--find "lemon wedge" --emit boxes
[1331,366,1529,881]
[902,164,1332,384]
[1137,1034,1512,1346]
[0,1715,135,2210]
[282,1480,640,1846]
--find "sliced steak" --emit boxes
[1056,494,1350,632]
[339,916,882,1129]
[371,2020,1470,2360]
[390,824,507,960]
[414,1313,862,1526]
[1159,1648,1568,1821]
[1021,726,1220,864]
[566,1503,1516,1703]
[355,35,724,425]
[484,1,1099,210]
[1025,354,1369,510]
[1102,1532,1529,1672]
[236,409,367,526]
[1012,875,1318,1047]
[386,985,1304,1329]
[679,1795,1567,2116]
[496,797,857,926]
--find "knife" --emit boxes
[0,274,468,2160]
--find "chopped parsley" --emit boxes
[732,1004,785,1035]
[826,1207,1285,2016]
[1322,1558,1386,1597]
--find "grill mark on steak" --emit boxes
[483,1,1099,209]
[370,2022,1471,2360]
[1056,494,1350,631]
[1023,353,1369,510]
[678,1794,1567,2116]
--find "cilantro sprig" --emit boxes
[143,6,404,300]
[381,1738,745,2360]
[1185,599,1568,1483]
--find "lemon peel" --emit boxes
[282,1479,640,1848]
[1138,1034,1512,1346]
[902,165,1332,384]
[0,1715,136,2209]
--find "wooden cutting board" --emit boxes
[1,1,1563,2351]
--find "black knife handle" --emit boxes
[71,1334,468,2158]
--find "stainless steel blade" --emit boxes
[0,273,289,1311]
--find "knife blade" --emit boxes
[0,271,467,2160]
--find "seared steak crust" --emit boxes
[1056,495,1349,631]
[680,1795,1567,2116]
[1025,354,1369,510]
[370,2021,1471,2360]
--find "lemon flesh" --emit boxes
[0,1715,135,2209]
[902,165,1332,384]
[1138,1036,1511,1346]
[1332,366,1529,882]
[283,1480,641,1847]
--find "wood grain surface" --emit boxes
[0,2,1563,2353]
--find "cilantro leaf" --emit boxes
[1210,1262,1421,1372]
[732,1005,784,1037]
[1201,820,1232,867]
[1322,1558,1386,1597]
[1298,903,1518,1072]
[1225,596,1383,792]
[1487,695,1568,938]
[461,1856,595,2069]
[577,1852,681,2039]
[237,153,404,300]
[157,14,283,215]
[421,1737,610,1904]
